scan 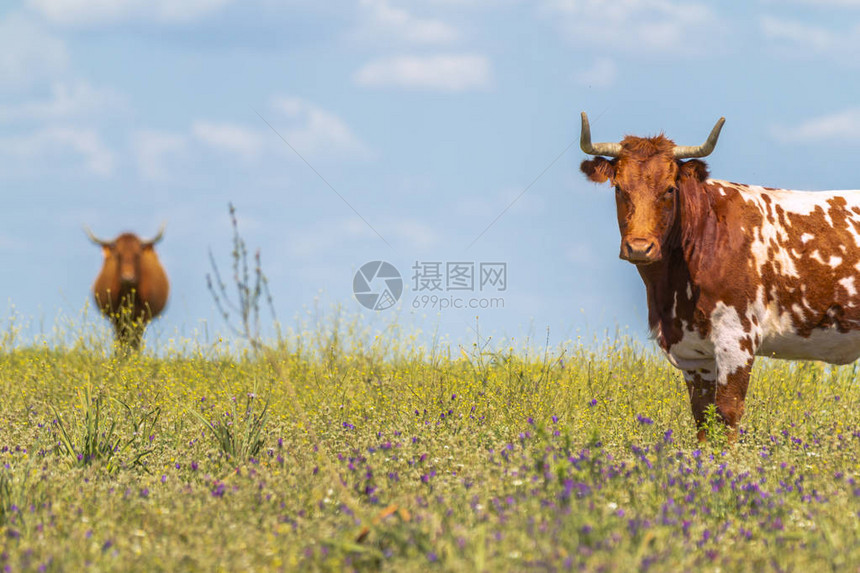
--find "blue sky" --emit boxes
[2,0,860,349]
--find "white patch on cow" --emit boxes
[735,184,839,218]
[710,302,754,385]
[751,287,793,336]
[847,215,860,252]
[840,276,857,297]
[686,283,692,299]
[800,233,814,244]
[791,303,807,322]
[672,291,678,320]
[808,251,842,267]
[749,226,800,278]
[649,323,662,343]
[759,327,860,365]
[810,250,824,265]
[667,329,713,375]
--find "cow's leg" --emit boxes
[684,358,752,442]
[126,326,144,351]
[708,307,758,440]
[682,364,717,442]
[711,341,754,440]
[714,358,753,438]
[113,321,129,352]
[113,318,143,351]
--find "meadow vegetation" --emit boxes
[0,317,857,572]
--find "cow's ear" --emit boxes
[580,157,616,184]
[678,159,709,183]
[102,246,111,258]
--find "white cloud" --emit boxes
[761,16,860,59]
[0,81,125,123]
[129,97,369,177]
[772,108,860,143]
[358,0,459,45]
[575,58,617,88]
[354,54,492,91]
[192,121,266,163]
[0,14,68,92]
[132,129,188,180]
[0,127,115,176]
[192,99,370,163]
[543,0,721,55]
[269,97,372,158]
[27,0,235,26]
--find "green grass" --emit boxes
[0,319,857,572]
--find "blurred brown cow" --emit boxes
[85,225,170,350]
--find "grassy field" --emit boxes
[0,317,858,572]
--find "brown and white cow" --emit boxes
[85,225,170,350]
[580,112,860,440]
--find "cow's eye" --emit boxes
[664,187,677,197]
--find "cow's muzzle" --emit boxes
[621,237,661,264]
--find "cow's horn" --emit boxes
[580,112,622,158]
[673,117,726,159]
[142,222,166,246]
[83,226,112,247]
